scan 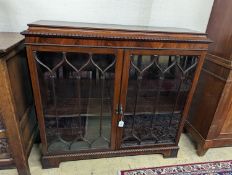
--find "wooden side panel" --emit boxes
[6,49,37,156]
[186,54,232,155]
[188,56,228,139]
[6,50,33,121]
[0,58,30,175]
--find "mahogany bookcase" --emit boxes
[0,33,37,175]
[22,20,210,168]
[186,0,232,156]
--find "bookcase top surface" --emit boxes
[28,20,205,35]
[22,20,212,44]
[0,32,24,54]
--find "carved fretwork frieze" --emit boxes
[21,31,212,44]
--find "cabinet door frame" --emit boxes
[26,45,124,154]
[115,49,206,150]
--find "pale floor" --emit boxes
[1,134,232,175]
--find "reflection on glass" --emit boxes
[35,51,115,152]
[122,55,198,147]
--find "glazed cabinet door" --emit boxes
[31,47,123,154]
[117,50,199,149]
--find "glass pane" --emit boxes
[34,51,116,152]
[0,113,5,131]
[121,55,198,147]
[0,138,11,159]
